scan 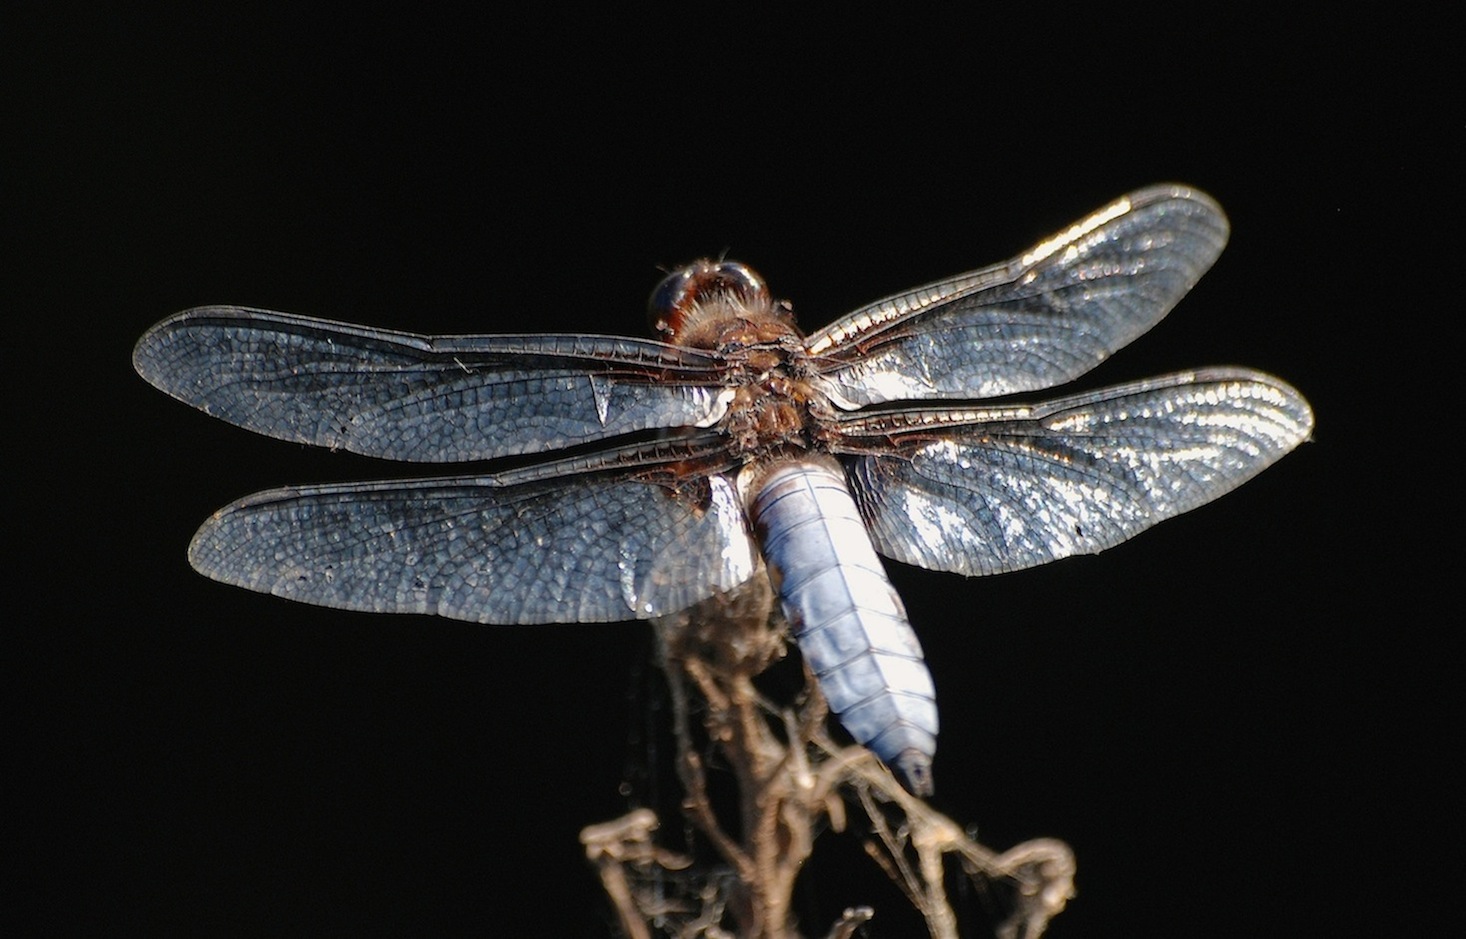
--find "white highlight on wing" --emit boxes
[1021,195,1132,267]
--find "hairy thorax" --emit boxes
[649,260,836,467]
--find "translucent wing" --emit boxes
[133,307,731,461]
[806,185,1230,407]
[186,437,760,624]
[838,369,1313,576]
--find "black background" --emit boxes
[11,7,1452,937]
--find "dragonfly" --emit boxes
[133,184,1313,796]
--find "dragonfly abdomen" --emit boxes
[748,459,939,795]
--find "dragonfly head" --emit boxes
[649,259,792,347]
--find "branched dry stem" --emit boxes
[579,584,1074,938]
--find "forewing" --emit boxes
[806,185,1230,407]
[186,439,759,624]
[839,369,1313,576]
[133,307,730,461]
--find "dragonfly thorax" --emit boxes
[651,259,830,462]
[716,331,835,464]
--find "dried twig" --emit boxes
[579,582,1074,938]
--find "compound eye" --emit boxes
[647,260,772,339]
[709,261,770,308]
[647,266,698,336]
[645,260,774,339]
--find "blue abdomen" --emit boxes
[747,458,939,794]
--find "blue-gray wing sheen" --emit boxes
[805,185,1230,407]
[186,440,760,624]
[838,369,1314,576]
[132,307,730,462]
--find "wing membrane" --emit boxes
[839,369,1313,576]
[133,307,730,461]
[187,437,759,624]
[806,185,1230,407]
